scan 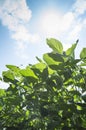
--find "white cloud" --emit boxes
[0,0,40,59]
[39,10,75,38]
[0,81,9,89]
[73,0,86,15]
[61,12,74,32]
[68,23,82,40]
[0,0,86,59]
[38,0,86,42]
[0,0,31,30]
[12,25,30,42]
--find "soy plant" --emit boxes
[0,38,86,130]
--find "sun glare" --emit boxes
[39,10,62,35]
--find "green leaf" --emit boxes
[42,67,48,81]
[6,65,19,71]
[48,53,64,62]
[20,67,38,79]
[6,65,20,77]
[56,76,63,89]
[25,110,30,119]
[47,38,63,54]
[2,70,15,82]
[32,62,46,72]
[43,53,64,70]
[0,89,6,96]
[66,43,77,57]
[80,48,86,59]
[43,53,57,65]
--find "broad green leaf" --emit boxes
[66,43,77,57]
[43,53,64,70]
[48,53,64,62]
[6,65,20,76]
[43,53,58,65]
[32,62,46,72]
[0,89,6,96]
[2,70,15,82]
[48,67,55,75]
[6,65,19,71]
[43,53,64,65]
[20,67,38,79]
[42,67,48,81]
[80,48,86,59]
[47,38,63,54]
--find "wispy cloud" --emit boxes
[38,0,86,43]
[73,0,86,15]
[0,0,86,59]
[0,0,40,59]
[68,0,86,40]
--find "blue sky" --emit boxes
[0,0,86,88]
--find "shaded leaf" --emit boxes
[48,53,64,62]
[42,67,48,81]
[43,53,57,65]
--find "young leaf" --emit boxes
[80,48,86,59]
[46,38,63,54]
[66,43,77,57]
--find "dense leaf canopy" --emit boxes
[0,38,86,130]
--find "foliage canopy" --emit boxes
[0,38,86,130]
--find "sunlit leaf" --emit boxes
[80,48,86,59]
[47,38,63,54]
[2,70,15,82]
[0,89,6,96]
[43,53,59,65]
[66,43,77,57]
[20,67,38,79]
[32,62,46,72]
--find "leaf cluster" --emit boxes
[0,38,86,130]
